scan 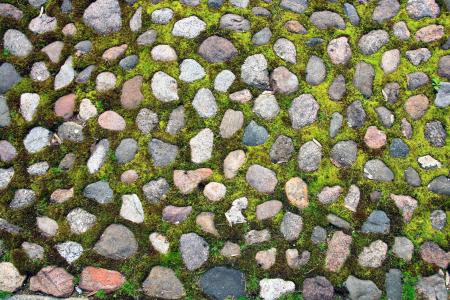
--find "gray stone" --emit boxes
[214,70,235,92]
[306,55,326,85]
[115,138,138,164]
[302,276,334,300]
[66,208,96,234]
[119,55,138,70]
[76,65,95,83]
[364,159,394,181]
[54,56,75,90]
[75,40,92,55]
[435,82,450,108]
[298,140,322,172]
[58,122,83,142]
[22,242,44,260]
[94,224,138,260]
[0,63,21,94]
[330,140,357,167]
[136,108,158,134]
[280,212,303,241]
[392,236,414,261]
[241,54,270,89]
[402,118,413,139]
[28,14,57,34]
[30,62,50,82]
[381,49,400,74]
[0,168,14,190]
[166,106,185,135]
[246,164,277,193]
[344,185,360,212]
[358,240,388,268]
[406,48,431,65]
[328,75,346,100]
[390,138,409,158]
[143,178,169,203]
[329,112,343,138]
[353,62,374,98]
[372,0,400,23]
[220,109,244,138]
[142,266,185,299]
[208,0,224,8]
[0,218,22,234]
[358,30,389,55]
[96,72,116,92]
[344,3,359,25]
[0,262,25,292]
[404,167,421,186]
[270,135,294,164]
[199,267,246,300]
[253,6,270,16]
[120,194,144,223]
[36,216,57,237]
[327,37,352,65]
[0,3,23,20]
[190,128,213,163]
[27,162,49,176]
[151,8,173,24]
[180,233,209,270]
[83,181,113,204]
[10,189,36,209]
[173,16,206,38]
[23,127,52,153]
[224,150,246,179]
[430,210,446,230]
[345,276,382,300]
[137,30,157,46]
[428,176,450,196]
[327,214,351,230]
[407,72,429,90]
[418,155,442,169]
[361,210,390,234]
[129,7,142,32]
[289,94,319,129]
[193,88,217,118]
[438,55,450,79]
[243,121,269,146]
[311,226,326,244]
[393,21,410,40]
[424,120,446,147]
[61,0,71,12]
[20,93,39,122]
[252,27,272,45]
[55,241,83,264]
[245,229,271,245]
[151,71,178,102]
[83,0,122,35]
[87,139,109,174]
[382,82,400,104]
[149,139,178,167]
[347,100,366,128]
[407,0,440,19]
[0,140,16,162]
[280,0,307,13]
[3,29,32,57]
[310,11,345,29]
[270,66,299,95]
[416,273,447,300]
[386,269,402,300]
[273,38,296,64]
[220,14,250,32]
[42,41,64,63]
[253,92,279,120]
[179,59,205,83]
[28,0,47,7]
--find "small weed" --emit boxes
[119,281,140,298]
[95,290,107,299]
[402,271,418,300]
[2,48,10,57]
[0,291,12,299]
[432,77,441,92]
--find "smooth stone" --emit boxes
[289,94,319,129]
[242,121,269,146]
[362,210,390,234]
[83,181,113,204]
[246,164,277,193]
[148,139,178,167]
[142,266,185,299]
[94,224,138,260]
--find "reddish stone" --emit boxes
[173,168,213,194]
[325,231,352,272]
[404,94,429,120]
[364,126,386,149]
[415,24,444,43]
[98,111,126,131]
[121,169,139,183]
[54,94,76,120]
[120,76,144,109]
[420,242,449,269]
[30,266,74,298]
[390,194,418,223]
[50,187,74,203]
[102,44,128,61]
[79,267,125,293]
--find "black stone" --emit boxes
[199,267,246,300]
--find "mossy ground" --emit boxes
[0,0,449,299]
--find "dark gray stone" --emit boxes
[428,176,450,196]
[390,138,409,158]
[430,210,446,230]
[382,82,400,104]
[361,210,390,234]
[75,65,96,84]
[148,139,178,167]
[199,267,246,300]
[119,55,138,70]
[242,121,269,146]
[347,100,366,128]
[353,62,374,98]
[306,55,326,85]
[330,140,357,167]
[270,135,294,164]
[364,159,394,181]
[83,181,113,204]
[0,63,21,94]
[94,224,138,260]
[435,82,450,108]
[424,121,446,147]
[344,3,359,25]
[252,27,272,45]
[298,140,322,171]
[328,74,346,101]
[407,72,429,90]
[404,167,421,187]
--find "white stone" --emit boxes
[149,232,170,254]
[120,194,144,223]
[259,278,295,300]
[214,70,235,92]
[225,197,248,225]
[190,128,214,163]
[172,16,206,38]
[55,241,83,264]
[20,93,40,122]
[87,139,109,174]
[192,88,217,118]
[203,182,226,201]
[179,59,205,82]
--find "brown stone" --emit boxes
[420,242,449,269]
[102,44,128,61]
[284,20,307,34]
[142,266,185,299]
[54,94,76,120]
[79,266,125,293]
[364,126,387,149]
[256,200,282,220]
[162,205,192,224]
[415,24,444,43]
[325,231,352,272]
[30,266,74,298]
[198,35,238,63]
[404,94,429,120]
[50,187,74,203]
[120,76,144,109]
[98,111,126,131]
[390,194,418,223]
[196,212,219,236]
[121,169,139,183]
[285,177,309,209]
[173,168,213,194]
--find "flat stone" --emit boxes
[179,59,205,82]
[149,232,170,254]
[137,30,157,46]
[420,241,449,269]
[0,168,14,190]
[196,212,218,236]
[162,205,192,224]
[193,88,217,118]
[221,241,241,258]
[393,21,410,40]
[253,92,279,120]
[302,276,334,300]
[173,16,206,38]
[220,109,244,138]
[280,0,307,13]
[83,181,113,204]
[418,155,442,169]
[256,200,282,220]
[344,3,359,25]
[354,62,374,98]
[393,236,414,261]
[151,44,177,62]
[20,93,40,122]
[389,138,409,158]
[58,122,84,142]
[329,112,343,138]
[407,0,440,19]
[36,216,58,237]
[149,138,178,167]
[416,273,447,300]
[120,194,144,223]
[358,240,388,268]
[0,4,23,20]
[306,55,326,85]
[0,63,21,94]
[83,0,122,35]
[142,266,185,299]
[22,242,44,260]
[30,62,50,82]
[415,24,444,43]
[120,55,139,70]
[270,135,294,164]
[245,229,271,245]
[220,14,250,32]
[87,139,109,174]
[255,248,276,270]
[55,241,83,264]
[198,36,238,63]
[224,150,246,179]
[252,27,272,45]
[372,0,400,23]
[289,94,319,129]
[311,226,327,244]
[30,266,74,297]
[203,182,226,202]
[136,108,158,134]
[246,164,277,193]
[180,233,209,270]
[115,138,138,164]
[29,14,57,34]
[79,267,125,293]
[364,159,394,181]
[225,197,248,225]
[151,8,173,24]
[214,70,235,92]
[430,210,446,230]
[298,140,322,172]
[199,267,245,300]
[325,231,352,272]
[328,74,346,100]
[241,54,270,89]
[94,224,138,260]
[120,76,143,109]
[424,121,446,147]
[435,82,450,108]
